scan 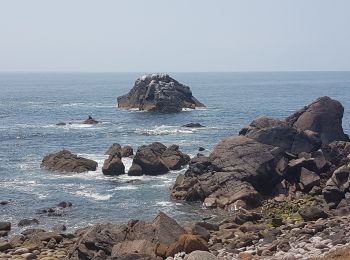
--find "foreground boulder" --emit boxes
[286,96,349,145]
[117,74,205,112]
[128,143,189,176]
[41,150,97,173]
[69,212,185,259]
[171,136,283,208]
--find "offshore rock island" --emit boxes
[117,74,205,112]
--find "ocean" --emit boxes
[1,72,350,234]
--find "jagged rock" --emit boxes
[298,167,320,191]
[299,207,328,221]
[82,116,99,124]
[69,212,184,259]
[240,116,321,154]
[323,141,350,166]
[161,145,190,170]
[323,165,350,204]
[286,96,349,145]
[121,146,133,157]
[128,163,143,176]
[105,143,122,156]
[171,136,283,208]
[41,150,97,173]
[182,123,205,128]
[105,143,133,157]
[102,153,125,175]
[117,74,205,112]
[0,222,11,231]
[18,219,39,227]
[132,142,169,175]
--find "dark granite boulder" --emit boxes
[41,150,97,173]
[102,153,125,176]
[117,74,205,112]
[286,96,349,145]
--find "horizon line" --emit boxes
[0,70,350,74]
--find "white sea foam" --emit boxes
[74,190,112,201]
[156,201,174,207]
[121,157,133,172]
[112,185,138,191]
[135,125,194,136]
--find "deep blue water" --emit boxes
[1,72,350,233]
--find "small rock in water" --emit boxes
[57,201,72,208]
[56,122,66,126]
[82,115,99,124]
[0,222,11,231]
[198,147,205,151]
[18,219,39,227]
[182,123,205,128]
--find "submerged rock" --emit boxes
[182,123,205,128]
[82,115,99,124]
[41,150,98,173]
[117,74,205,112]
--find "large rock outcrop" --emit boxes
[286,96,349,145]
[117,74,205,112]
[171,97,350,210]
[128,143,190,176]
[41,150,97,173]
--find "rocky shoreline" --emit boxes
[3,95,350,259]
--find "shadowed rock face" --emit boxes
[286,96,349,145]
[41,150,97,173]
[117,74,205,112]
[171,97,350,210]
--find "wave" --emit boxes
[73,190,112,201]
[135,125,194,136]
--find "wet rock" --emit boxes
[132,142,169,175]
[105,143,122,156]
[121,146,133,157]
[299,207,328,221]
[183,123,205,128]
[127,162,143,176]
[57,201,72,208]
[0,231,8,237]
[286,96,349,145]
[0,222,11,231]
[0,200,10,205]
[117,74,205,112]
[18,219,39,227]
[161,145,190,170]
[56,122,66,126]
[82,116,98,124]
[198,147,205,151]
[102,153,125,175]
[41,150,98,173]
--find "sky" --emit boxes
[0,0,349,72]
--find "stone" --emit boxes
[178,234,208,254]
[82,116,98,124]
[240,116,321,154]
[18,219,39,227]
[56,122,66,126]
[102,153,125,175]
[299,207,328,221]
[57,201,72,208]
[111,240,157,258]
[186,250,218,260]
[286,96,349,145]
[132,142,169,175]
[182,123,205,128]
[323,141,350,166]
[298,167,320,191]
[117,74,205,112]
[105,143,122,156]
[41,150,97,173]
[161,145,190,170]
[312,150,327,171]
[121,146,133,157]
[0,231,8,237]
[127,163,143,176]
[0,222,11,231]
[0,242,12,251]
[191,224,210,242]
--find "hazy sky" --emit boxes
[1,0,350,72]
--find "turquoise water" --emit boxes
[1,72,350,233]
